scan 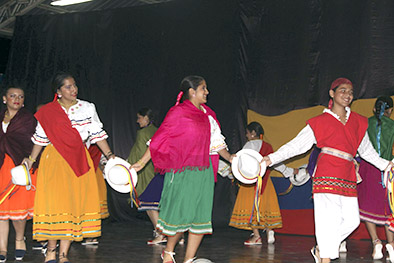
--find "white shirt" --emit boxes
[32,99,108,146]
[268,108,389,171]
[199,106,227,154]
[2,122,9,133]
[208,115,227,154]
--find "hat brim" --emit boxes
[231,149,266,184]
[23,163,32,190]
[289,167,310,186]
[104,157,137,193]
[11,163,32,190]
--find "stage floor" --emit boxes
[6,219,388,262]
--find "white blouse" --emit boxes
[2,122,9,133]
[207,112,227,155]
[32,99,108,146]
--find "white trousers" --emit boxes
[314,193,360,259]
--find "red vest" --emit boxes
[307,112,368,197]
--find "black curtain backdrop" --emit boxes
[4,0,394,226]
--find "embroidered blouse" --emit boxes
[207,114,227,154]
[32,100,108,146]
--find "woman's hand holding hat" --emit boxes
[262,156,272,167]
[130,160,145,172]
[229,154,236,163]
[21,158,32,170]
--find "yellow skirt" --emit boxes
[95,168,109,219]
[33,144,101,241]
[229,177,282,230]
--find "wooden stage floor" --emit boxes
[6,219,389,262]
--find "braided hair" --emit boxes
[374,96,393,126]
[374,96,393,164]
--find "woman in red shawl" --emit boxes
[132,76,234,263]
[24,72,115,263]
[0,86,36,262]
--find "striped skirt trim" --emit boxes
[157,218,212,236]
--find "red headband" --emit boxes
[330,77,352,90]
[328,77,353,109]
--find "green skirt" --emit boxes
[157,164,214,236]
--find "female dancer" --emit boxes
[229,122,296,245]
[23,72,115,263]
[0,86,36,262]
[132,75,234,263]
[357,96,394,260]
[262,78,393,263]
[126,108,162,244]
[127,107,157,196]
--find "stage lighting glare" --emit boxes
[51,0,93,6]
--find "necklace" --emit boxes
[57,99,77,108]
[3,110,14,123]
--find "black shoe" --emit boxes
[15,249,26,261]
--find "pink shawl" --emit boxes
[150,100,219,174]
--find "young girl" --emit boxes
[229,122,297,245]
[357,96,394,260]
[263,78,393,263]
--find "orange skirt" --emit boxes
[95,168,109,219]
[0,154,36,220]
[33,144,101,241]
[229,177,282,230]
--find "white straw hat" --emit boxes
[104,157,138,193]
[231,149,266,184]
[10,163,33,190]
[289,165,310,186]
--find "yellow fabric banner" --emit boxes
[248,96,394,178]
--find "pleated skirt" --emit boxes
[95,168,109,219]
[33,144,101,241]
[357,160,391,225]
[138,173,164,211]
[157,164,214,236]
[0,154,36,220]
[229,177,282,230]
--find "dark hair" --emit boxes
[179,75,205,102]
[374,95,393,126]
[2,86,25,97]
[138,107,154,122]
[246,122,264,136]
[52,72,74,93]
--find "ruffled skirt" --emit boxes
[0,154,37,220]
[157,165,214,236]
[229,177,282,230]
[33,145,101,241]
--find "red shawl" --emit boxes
[258,141,273,194]
[150,100,220,174]
[88,144,102,171]
[35,101,90,177]
[0,108,36,168]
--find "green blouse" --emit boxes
[367,115,394,160]
[127,124,158,195]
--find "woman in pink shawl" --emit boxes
[132,75,234,263]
